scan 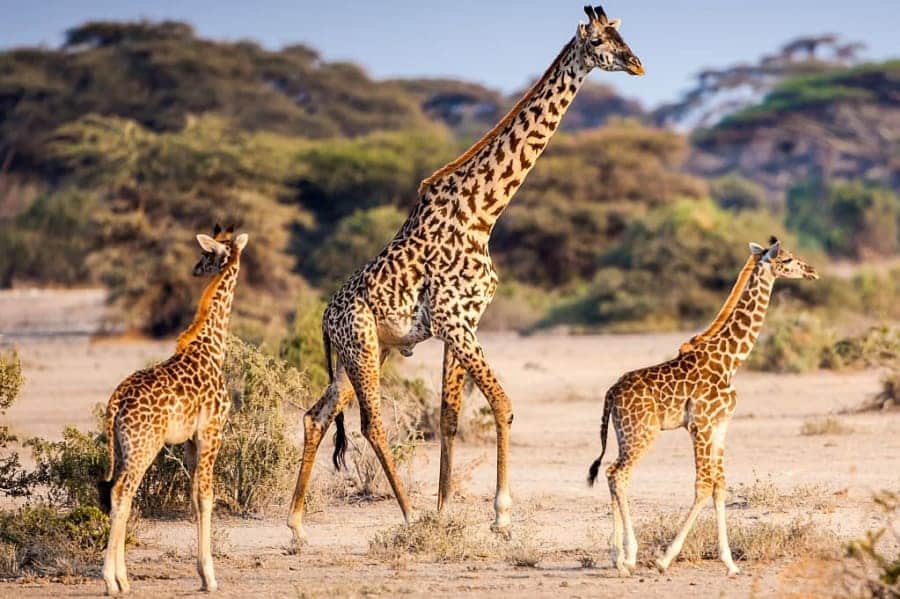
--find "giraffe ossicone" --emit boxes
[587,237,818,577]
[286,4,643,543]
[99,224,248,595]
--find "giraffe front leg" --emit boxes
[655,425,714,573]
[438,345,466,512]
[442,325,512,534]
[712,419,740,576]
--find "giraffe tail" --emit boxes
[97,389,122,513]
[324,327,348,470]
[587,387,615,487]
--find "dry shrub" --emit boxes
[0,349,24,412]
[747,309,836,372]
[840,491,900,598]
[638,512,838,563]
[821,325,899,370]
[217,335,308,514]
[731,475,837,512]
[801,417,854,436]
[0,505,110,578]
[368,509,541,566]
[0,348,28,498]
[866,369,899,413]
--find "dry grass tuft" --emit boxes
[638,513,838,564]
[731,475,838,513]
[368,509,542,566]
[801,417,854,436]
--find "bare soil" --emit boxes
[1,294,897,597]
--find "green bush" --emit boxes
[493,122,708,286]
[218,335,308,514]
[0,349,28,499]
[842,491,900,596]
[0,349,24,413]
[537,199,796,331]
[786,180,900,258]
[710,174,768,210]
[306,205,407,292]
[279,289,329,390]
[0,505,109,578]
[27,426,108,508]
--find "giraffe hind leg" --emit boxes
[102,428,162,595]
[606,420,658,576]
[346,340,414,523]
[286,365,354,545]
[438,344,466,512]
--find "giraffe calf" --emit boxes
[587,238,818,577]
[98,225,247,595]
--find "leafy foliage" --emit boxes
[786,179,900,258]
[538,199,792,330]
[0,20,432,170]
[306,205,407,292]
[0,349,28,498]
[2,115,300,334]
[493,123,707,286]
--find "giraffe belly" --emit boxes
[375,303,433,352]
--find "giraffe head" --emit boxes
[193,224,249,276]
[749,237,818,280]
[576,5,644,75]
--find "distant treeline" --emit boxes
[0,21,897,336]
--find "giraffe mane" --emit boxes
[678,253,758,353]
[417,38,576,196]
[176,243,239,353]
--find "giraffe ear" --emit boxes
[197,234,224,253]
[766,239,781,261]
[577,22,591,40]
[608,18,621,30]
[749,242,766,255]
[234,233,249,251]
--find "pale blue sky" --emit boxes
[1,1,897,107]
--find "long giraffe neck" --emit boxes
[176,250,241,365]
[417,38,589,237]
[680,254,757,353]
[706,259,775,370]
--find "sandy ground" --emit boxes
[1,292,898,597]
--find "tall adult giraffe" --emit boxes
[286,5,644,543]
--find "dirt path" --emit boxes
[2,331,897,597]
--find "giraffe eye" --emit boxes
[590,38,603,46]
[782,258,793,264]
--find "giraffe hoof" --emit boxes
[615,562,633,577]
[489,523,512,540]
[654,558,668,574]
[726,565,741,577]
